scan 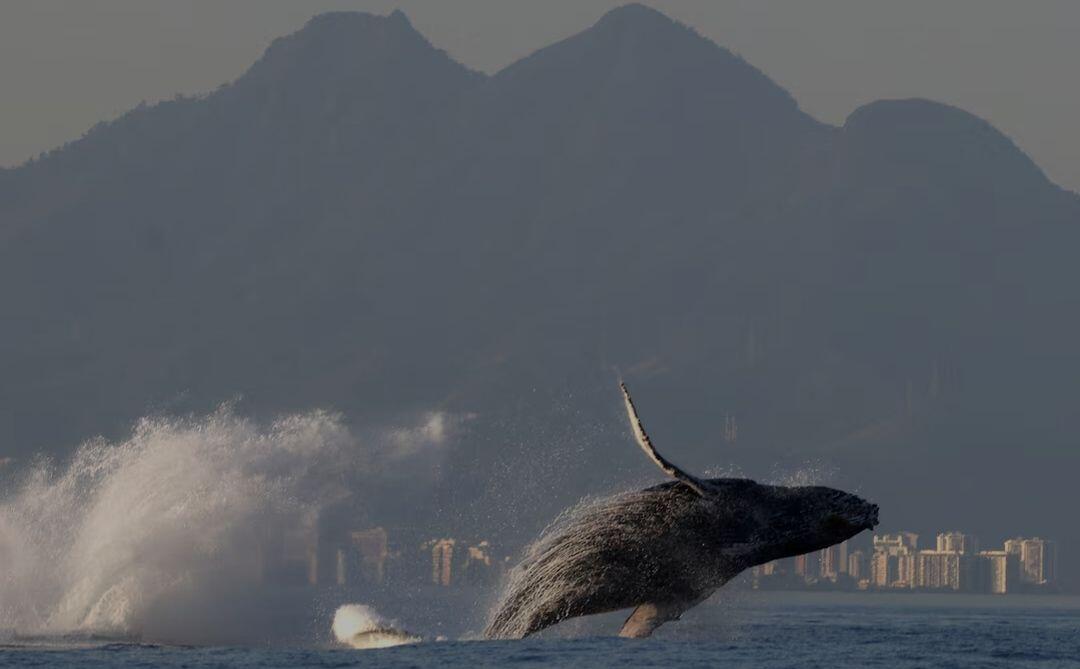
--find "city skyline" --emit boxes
[754,531,1059,595]
[250,516,1063,597]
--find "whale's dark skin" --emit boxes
[484,384,878,639]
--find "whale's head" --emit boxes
[754,483,877,562]
[701,480,878,565]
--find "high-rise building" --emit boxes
[936,532,978,555]
[916,551,950,589]
[916,550,974,590]
[1005,538,1057,585]
[977,550,1021,594]
[871,550,894,588]
[428,538,456,586]
[899,552,917,587]
[1037,539,1058,584]
[794,552,820,580]
[336,548,347,586]
[820,541,849,581]
[904,531,980,591]
[848,550,867,582]
[874,533,919,552]
[872,533,919,588]
[462,540,499,585]
[350,527,389,585]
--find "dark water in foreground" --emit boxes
[3,593,1079,668]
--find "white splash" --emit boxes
[385,411,450,458]
[381,410,474,460]
[768,461,836,487]
[332,604,419,649]
[0,407,361,639]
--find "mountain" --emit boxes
[0,10,485,444]
[2,4,1079,576]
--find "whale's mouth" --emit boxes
[830,502,878,534]
[837,503,879,532]
[864,504,880,530]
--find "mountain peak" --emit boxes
[846,98,1001,134]
[493,2,804,127]
[234,10,480,95]
[300,9,415,35]
[270,10,429,60]
[594,3,675,29]
[843,98,1050,190]
[588,2,705,46]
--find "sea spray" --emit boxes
[332,604,384,641]
[767,461,836,488]
[0,407,362,641]
[484,489,669,639]
[332,604,419,648]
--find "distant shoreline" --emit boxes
[724,590,1080,607]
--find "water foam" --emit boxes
[332,604,383,641]
[332,604,419,648]
[0,407,361,640]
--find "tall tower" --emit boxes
[820,541,849,580]
[872,533,919,588]
[937,531,978,555]
[848,550,867,581]
[429,538,456,586]
[1005,538,1057,585]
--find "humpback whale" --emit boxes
[484,382,878,639]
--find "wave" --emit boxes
[0,407,361,642]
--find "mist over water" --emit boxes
[0,407,362,642]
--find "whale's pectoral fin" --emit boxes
[620,382,710,497]
[617,594,708,639]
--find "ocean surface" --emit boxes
[2,592,1078,668]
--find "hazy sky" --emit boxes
[2,1,1078,192]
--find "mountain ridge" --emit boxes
[6,8,1075,197]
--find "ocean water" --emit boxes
[3,592,1078,668]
